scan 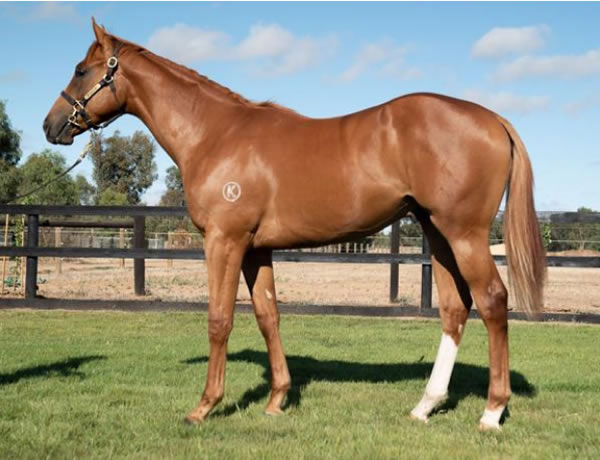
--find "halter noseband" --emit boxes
[60,47,123,131]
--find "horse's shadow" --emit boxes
[0,355,107,386]
[183,349,536,418]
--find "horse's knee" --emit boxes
[208,314,233,343]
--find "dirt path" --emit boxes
[3,256,594,314]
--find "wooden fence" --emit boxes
[1,205,599,322]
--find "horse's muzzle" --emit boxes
[43,115,74,145]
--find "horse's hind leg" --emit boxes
[436,219,510,430]
[411,216,473,422]
[242,249,291,415]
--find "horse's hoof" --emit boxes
[184,414,203,425]
[265,408,284,416]
[478,421,501,432]
[409,411,429,424]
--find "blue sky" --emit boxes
[1,1,599,210]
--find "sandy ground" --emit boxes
[2,254,598,314]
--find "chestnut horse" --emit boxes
[44,20,546,430]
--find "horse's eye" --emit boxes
[75,67,87,77]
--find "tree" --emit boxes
[577,206,594,214]
[74,174,96,205]
[0,100,22,203]
[159,165,185,206]
[17,149,78,205]
[145,165,190,234]
[548,208,600,251]
[90,130,157,204]
[0,159,21,203]
[0,100,21,166]
[97,187,129,206]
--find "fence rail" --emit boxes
[1,205,599,322]
[1,246,598,267]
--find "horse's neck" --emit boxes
[124,54,244,171]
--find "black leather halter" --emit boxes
[60,46,123,131]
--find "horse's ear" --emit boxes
[91,17,111,52]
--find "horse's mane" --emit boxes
[101,31,297,114]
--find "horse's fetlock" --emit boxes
[489,387,511,407]
[424,390,448,405]
[273,377,291,394]
[203,390,224,407]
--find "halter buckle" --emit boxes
[107,56,118,69]
[68,112,85,129]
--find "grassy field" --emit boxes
[1,310,599,459]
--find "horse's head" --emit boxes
[44,18,127,145]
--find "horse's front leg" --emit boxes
[185,232,248,424]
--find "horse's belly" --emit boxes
[253,189,412,249]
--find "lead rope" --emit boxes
[2,139,93,204]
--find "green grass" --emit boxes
[1,311,599,459]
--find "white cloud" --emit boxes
[338,41,420,82]
[147,24,231,64]
[236,24,294,58]
[494,49,600,81]
[463,89,550,115]
[564,95,600,117]
[254,35,337,76]
[30,2,80,22]
[472,25,549,59]
[340,43,389,81]
[146,22,337,76]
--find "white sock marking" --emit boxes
[479,406,505,430]
[411,333,459,421]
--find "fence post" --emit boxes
[167,231,173,268]
[420,234,432,310]
[20,216,25,295]
[55,226,62,274]
[389,220,400,302]
[119,228,125,268]
[25,213,39,299]
[1,214,9,295]
[133,216,145,296]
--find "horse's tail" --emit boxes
[497,115,547,317]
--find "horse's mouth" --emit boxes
[47,133,75,145]
[52,134,75,145]
[44,119,76,145]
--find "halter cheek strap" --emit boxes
[60,52,122,131]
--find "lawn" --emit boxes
[1,310,599,459]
